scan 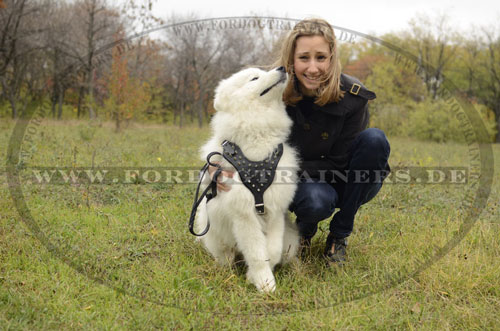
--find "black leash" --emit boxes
[188,151,223,236]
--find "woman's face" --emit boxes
[293,35,331,96]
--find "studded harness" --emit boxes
[189,140,284,236]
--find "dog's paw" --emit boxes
[247,267,276,293]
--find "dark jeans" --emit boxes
[289,128,391,239]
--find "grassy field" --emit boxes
[1,119,499,329]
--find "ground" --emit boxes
[0,120,499,329]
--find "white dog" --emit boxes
[194,67,300,292]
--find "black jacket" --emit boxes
[286,73,376,179]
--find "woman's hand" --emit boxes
[208,163,234,192]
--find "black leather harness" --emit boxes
[189,140,283,236]
[221,140,283,214]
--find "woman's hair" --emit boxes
[275,18,344,106]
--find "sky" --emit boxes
[151,0,500,36]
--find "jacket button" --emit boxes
[321,132,329,140]
[303,123,311,131]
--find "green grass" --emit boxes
[1,119,499,329]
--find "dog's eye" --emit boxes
[250,77,259,81]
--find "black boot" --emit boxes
[324,233,347,266]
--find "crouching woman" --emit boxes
[275,18,391,265]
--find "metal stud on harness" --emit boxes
[188,140,284,236]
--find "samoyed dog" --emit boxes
[194,66,300,292]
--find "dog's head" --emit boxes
[213,67,288,114]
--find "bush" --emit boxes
[369,100,415,137]
[368,93,497,143]
[407,99,496,143]
[407,99,463,143]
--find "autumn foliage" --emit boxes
[104,33,151,131]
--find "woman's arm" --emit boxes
[327,101,369,170]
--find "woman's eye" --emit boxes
[250,77,259,81]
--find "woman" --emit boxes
[210,18,390,266]
[275,18,391,265]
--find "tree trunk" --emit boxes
[115,112,121,132]
[9,96,17,119]
[87,69,96,119]
[179,98,185,128]
[51,83,58,118]
[85,0,97,119]
[57,88,64,119]
[197,88,203,128]
[496,104,500,143]
[77,85,85,118]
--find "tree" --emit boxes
[104,32,151,131]
[0,0,46,118]
[44,1,78,119]
[455,34,482,98]
[477,26,500,142]
[67,0,121,119]
[402,13,458,99]
[162,15,285,127]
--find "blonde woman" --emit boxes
[276,18,390,265]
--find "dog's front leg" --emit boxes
[263,211,285,270]
[281,213,300,263]
[232,213,276,293]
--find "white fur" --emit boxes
[195,67,300,293]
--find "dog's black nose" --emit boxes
[276,66,285,72]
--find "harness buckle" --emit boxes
[255,203,266,215]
